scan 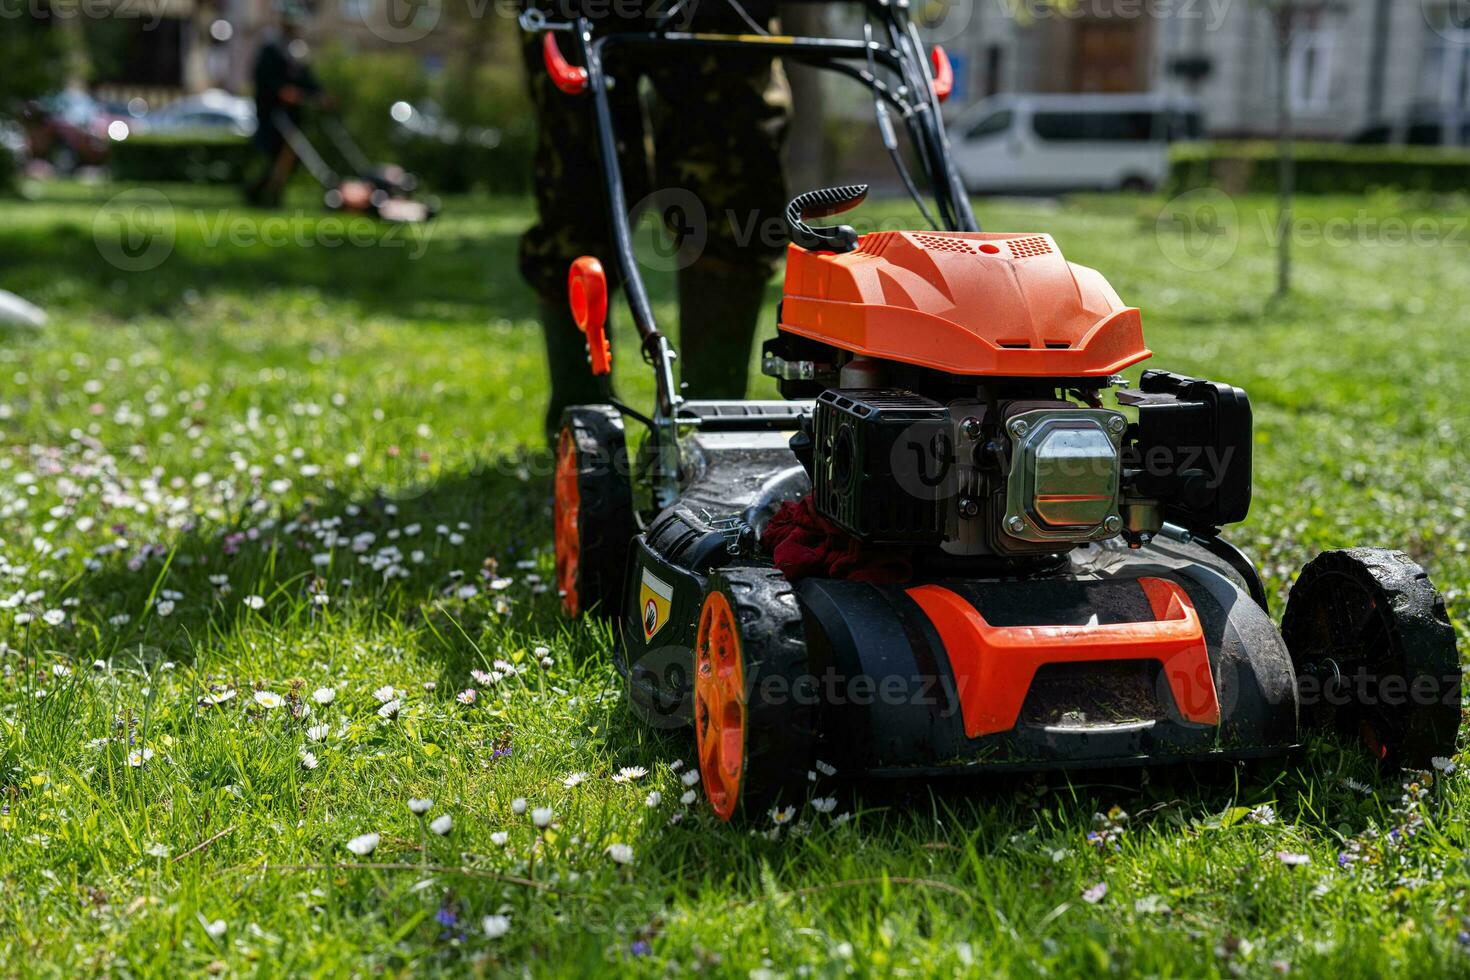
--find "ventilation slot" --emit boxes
[913,234,977,254]
[859,232,894,256]
[1007,236,1054,259]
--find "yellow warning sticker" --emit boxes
[640,568,674,640]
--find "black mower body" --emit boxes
[614,403,1301,775]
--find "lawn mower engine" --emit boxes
[560,185,1461,822]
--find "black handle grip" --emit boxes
[785,184,868,254]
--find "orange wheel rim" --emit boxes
[553,429,580,617]
[695,591,745,821]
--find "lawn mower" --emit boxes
[527,1,1463,821]
[271,109,437,223]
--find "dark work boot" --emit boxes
[540,297,609,447]
[676,264,772,400]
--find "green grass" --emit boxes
[0,180,1468,977]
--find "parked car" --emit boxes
[948,93,1203,194]
[143,90,256,139]
[1350,107,1470,147]
[18,89,131,171]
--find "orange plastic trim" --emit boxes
[543,33,588,95]
[553,429,581,617]
[780,234,1151,378]
[696,590,745,822]
[930,45,953,103]
[568,256,611,376]
[905,577,1219,738]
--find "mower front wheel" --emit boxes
[553,406,636,621]
[695,567,816,822]
[1282,548,1462,770]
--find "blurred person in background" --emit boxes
[520,0,790,445]
[245,5,322,207]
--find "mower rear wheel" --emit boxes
[695,567,815,822]
[553,406,635,621]
[1282,549,1461,770]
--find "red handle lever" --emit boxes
[568,256,611,376]
[930,45,953,103]
[543,33,588,95]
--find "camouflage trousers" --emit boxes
[518,2,792,301]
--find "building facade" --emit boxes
[931,0,1470,141]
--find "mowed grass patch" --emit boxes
[0,182,1466,976]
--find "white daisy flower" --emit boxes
[563,772,588,788]
[814,760,837,776]
[373,684,397,704]
[243,595,266,610]
[645,791,662,808]
[51,663,72,678]
[408,797,434,816]
[42,609,65,626]
[155,600,175,617]
[482,914,511,939]
[1432,756,1457,774]
[201,688,236,705]
[299,751,318,771]
[127,747,155,767]
[531,807,554,828]
[203,919,227,939]
[429,814,453,836]
[490,831,509,846]
[511,798,528,815]
[1276,851,1311,867]
[456,688,477,705]
[311,687,336,705]
[605,843,634,865]
[679,790,696,806]
[769,806,796,825]
[253,690,283,709]
[613,766,648,784]
[378,699,401,719]
[680,769,700,787]
[345,832,380,856]
[307,723,330,741]
[811,797,838,814]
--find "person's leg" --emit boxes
[648,4,790,400]
[519,20,649,445]
[260,145,297,208]
[675,263,772,399]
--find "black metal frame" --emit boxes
[521,0,978,503]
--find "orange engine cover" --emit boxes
[779,231,1150,378]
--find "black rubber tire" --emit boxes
[1281,548,1462,770]
[554,406,636,622]
[698,566,816,821]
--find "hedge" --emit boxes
[1168,141,1470,195]
[110,134,256,185]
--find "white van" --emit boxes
[949,94,1203,194]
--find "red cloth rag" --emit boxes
[761,496,913,584]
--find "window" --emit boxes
[964,110,1013,142]
[1288,27,1335,112]
[1031,111,1161,143]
